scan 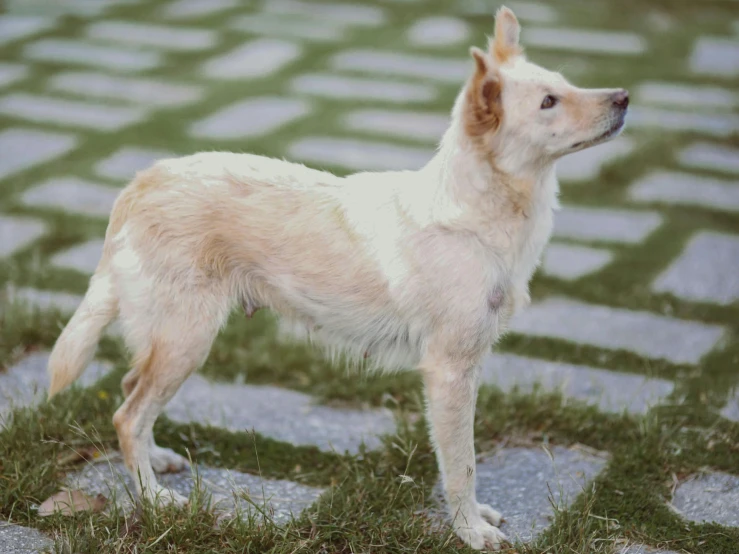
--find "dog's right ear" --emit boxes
[464,47,503,137]
[490,6,522,64]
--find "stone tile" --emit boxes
[230,13,345,42]
[556,138,634,182]
[86,21,217,51]
[627,106,739,138]
[190,97,310,140]
[332,50,469,83]
[721,393,739,422]
[408,16,470,47]
[21,177,119,217]
[0,521,53,554]
[481,353,673,414]
[0,352,111,426]
[344,109,448,142]
[672,472,739,527]
[66,460,324,523]
[50,239,105,274]
[635,81,737,110]
[689,37,739,77]
[629,171,739,213]
[6,287,82,314]
[162,0,237,19]
[509,297,726,365]
[0,62,28,89]
[0,15,54,46]
[6,0,137,17]
[0,93,146,131]
[264,0,385,27]
[652,232,739,305]
[0,128,77,181]
[618,545,679,554]
[165,374,396,454]
[291,73,436,103]
[289,137,433,171]
[49,71,203,108]
[540,243,613,280]
[25,39,161,72]
[0,215,46,257]
[679,142,739,175]
[202,39,301,80]
[554,205,663,244]
[522,27,646,55]
[95,147,175,181]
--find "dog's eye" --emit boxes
[541,95,558,109]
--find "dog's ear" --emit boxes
[490,6,522,64]
[464,47,503,137]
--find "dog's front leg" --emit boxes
[423,361,506,550]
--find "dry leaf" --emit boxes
[56,447,100,467]
[38,489,107,516]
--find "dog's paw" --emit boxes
[455,518,507,551]
[150,445,189,474]
[148,486,188,508]
[478,503,503,527]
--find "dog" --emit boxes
[46,6,628,550]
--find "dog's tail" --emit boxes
[47,262,118,398]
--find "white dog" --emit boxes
[47,7,628,550]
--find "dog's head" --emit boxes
[461,7,628,170]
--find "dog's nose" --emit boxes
[611,89,629,109]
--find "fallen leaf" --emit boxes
[38,489,107,516]
[56,447,100,467]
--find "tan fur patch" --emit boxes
[463,51,503,138]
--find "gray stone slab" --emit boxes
[344,109,448,142]
[721,392,739,422]
[86,21,217,51]
[690,37,739,77]
[408,16,470,47]
[292,73,436,103]
[25,39,161,72]
[165,374,396,454]
[289,137,433,171]
[49,72,203,108]
[50,239,104,274]
[627,106,739,138]
[481,353,674,414]
[264,0,385,27]
[95,147,175,181]
[332,50,469,83]
[0,63,28,89]
[6,0,137,17]
[230,13,345,42]
[0,93,146,131]
[554,205,663,244]
[556,138,634,182]
[202,39,301,80]
[65,460,324,523]
[0,15,54,46]
[540,242,613,280]
[618,545,680,554]
[20,177,120,217]
[672,472,739,527]
[509,297,726,364]
[522,27,646,55]
[0,128,77,181]
[0,521,53,554]
[6,287,82,314]
[162,0,237,19]
[629,171,739,213]
[0,215,46,257]
[190,97,310,140]
[679,142,739,175]
[635,81,737,110]
[652,232,739,305]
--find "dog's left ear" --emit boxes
[464,47,503,137]
[490,6,522,63]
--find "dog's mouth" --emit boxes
[570,115,626,151]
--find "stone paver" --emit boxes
[672,472,739,527]
[50,239,104,274]
[230,13,345,42]
[556,138,634,182]
[6,0,137,17]
[652,232,739,305]
[6,288,82,314]
[0,521,53,554]
[408,16,470,47]
[264,0,385,27]
[49,72,203,108]
[618,546,679,554]
[554,205,663,244]
[165,374,396,454]
[344,109,448,142]
[21,178,117,217]
[0,215,47,257]
[292,73,437,103]
[679,142,739,175]
[627,106,739,138]
[481,353,674,414]
[289,137,433,171]
[522,27,646,55]
[629,171,739,213]
[86,21,217,51]
[0,128,77,181]
[635,81,737,110]
[689,37,739,77]
[162,0,237,20]
[540,242,613,280]
[332,50,469,83]
[202,39,301,80]
[509,297,726,365]
[0,63,28,89]
[0,15,54,46]
[66,460,324,523]
[25,39,161,72]
[0,93,146,131]
[190,97,310,140]
[721,393,739,422]
[95,147,175,181]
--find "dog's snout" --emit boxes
[611,89,629,109]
